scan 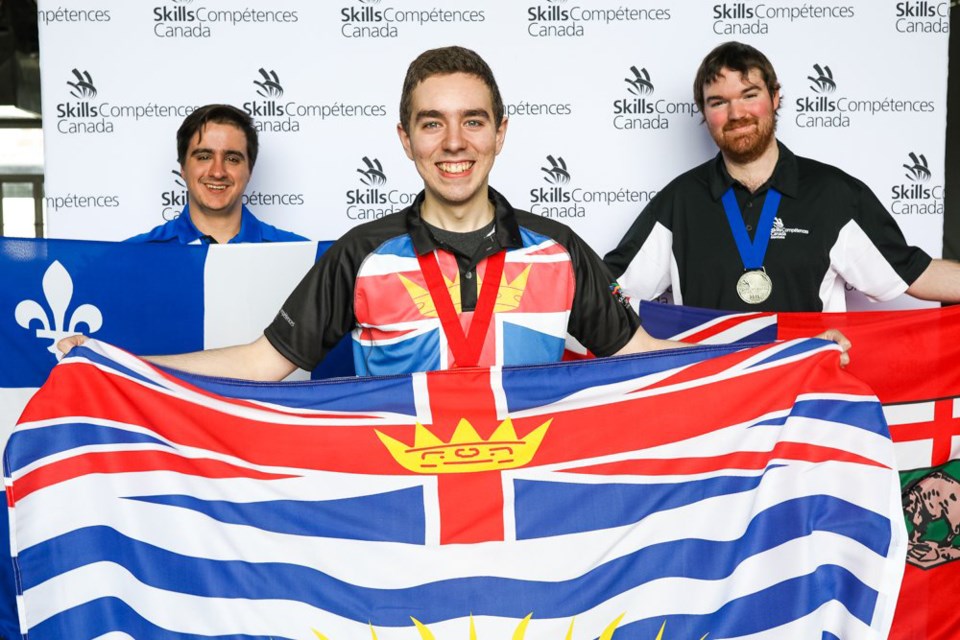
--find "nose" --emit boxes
[442,124,466,152]
[728,99,746,120]
[209,154,226,177]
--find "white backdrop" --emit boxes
[37,0,949,308]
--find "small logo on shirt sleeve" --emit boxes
[609,281,632,310]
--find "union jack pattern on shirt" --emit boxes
[352,227,575,375]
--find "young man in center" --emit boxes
[262,45,677,376]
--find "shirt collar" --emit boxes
[707,140,799,200]
[174,204,259,244]
[406,187,523,256]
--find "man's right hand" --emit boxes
[57,335,89,355]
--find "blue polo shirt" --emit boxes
[127,204,308,243]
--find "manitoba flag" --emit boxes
[641,300,960,640]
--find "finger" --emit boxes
[56,335,88,354]
[817,329,852,352]
[817,329,852,367]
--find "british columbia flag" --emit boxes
[7,336,905,639]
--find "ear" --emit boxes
[494,117,508,156]
[397,122,414,161]
[771,89,780,112]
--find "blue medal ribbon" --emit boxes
[720,187,782,270]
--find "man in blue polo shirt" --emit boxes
[128,103,307,244]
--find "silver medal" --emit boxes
[736,269,772,304]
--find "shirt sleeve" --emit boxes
[603,193,675,308]
[566,231,642,357]
[264,240,359,371]
[836,179,932,298]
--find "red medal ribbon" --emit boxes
[417,249,506,368]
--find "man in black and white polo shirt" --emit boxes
[604,41,960,312]
[60,46,697,377]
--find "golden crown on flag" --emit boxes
[375,417,551,474]
[398,265,532,318]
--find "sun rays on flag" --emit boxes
[312,616,708,639]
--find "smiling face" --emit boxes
[397,72,507,226]
[180,121,251,221]
[702,67,779,165]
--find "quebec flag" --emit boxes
[7,336,906,639]
[0,237,347,431]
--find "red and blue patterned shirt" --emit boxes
[265,188,638,376]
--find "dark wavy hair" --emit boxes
[399,46,504,133]
[693,41,781,114]
[176,104,259,168]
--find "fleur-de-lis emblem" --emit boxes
[15,261,103,360]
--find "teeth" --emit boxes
[438,162,472,174]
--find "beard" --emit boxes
[711,114,776,164]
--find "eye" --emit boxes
[465,119,485,128]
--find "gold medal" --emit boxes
[736,269,772,304]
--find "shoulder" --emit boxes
[288,212,412,295]
[510,208,598,258]
[655,157,714,199]
[509,209,604,271]
[511,207,574,239]
[792,152,872,196]
[125,219,180,243]
[341,209,409,242]
[632,157,715,219]
[669,156,714,187]
[240,208,308,242]
[257,221,309,242]
[324,209,412,262]
[616,157,719,230]
[489,188,577,240]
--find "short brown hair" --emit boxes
[693,41,781,114]
[399,46,504,133]
[177,104,259,168]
